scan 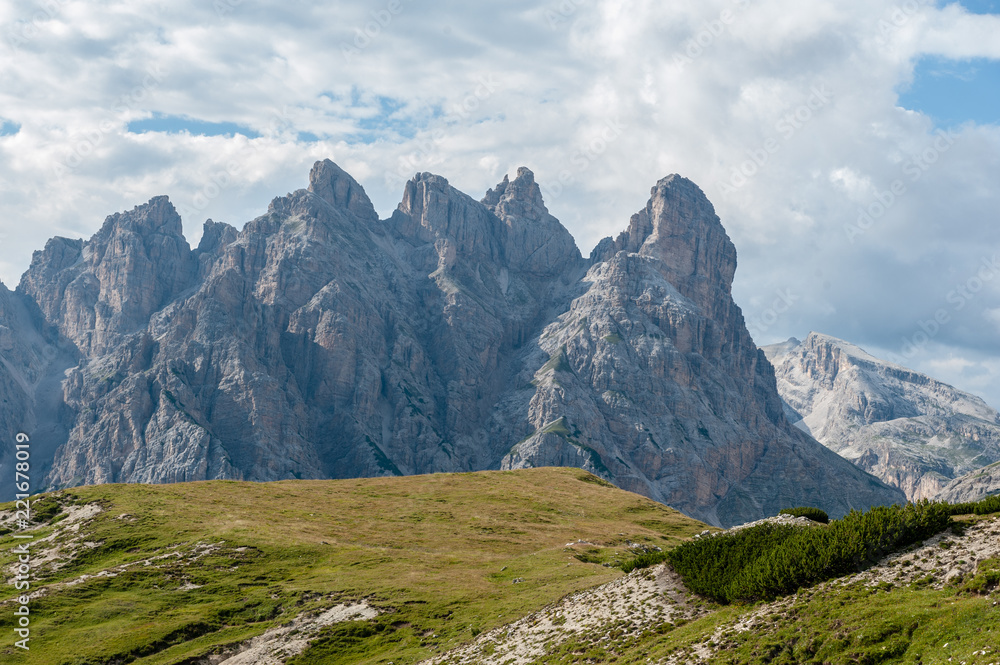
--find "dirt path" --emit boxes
[423,563,708,665]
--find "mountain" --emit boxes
[763,333,1000,500]
[2,160,903,526]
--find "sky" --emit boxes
[0,0,999,408]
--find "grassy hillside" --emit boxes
[424,512,1000,665]
[0,468,709,664]
[560,513,1000,665]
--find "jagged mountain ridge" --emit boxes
[763,333,1000,500]
[0,160,903,526]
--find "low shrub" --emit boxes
[778,506,830,524]
[619,550,670,574]
[944,493,1000,516]
[667,501,952,604]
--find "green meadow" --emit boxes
[0,468,706,664]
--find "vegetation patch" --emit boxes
[365,436,403,476]
[946,493,1000,516]
[619,550,670,574]
[0,468,707,664]
[667,502,953,603]
[576,471,615,489]
[961,557,1000,595]
[540,346,574,374]
[778,506,830,523]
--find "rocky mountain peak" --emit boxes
[592,174,737,310]
[390,171,504,266]
[307,159,378,224]
[196,219,237,256]
[765,332,1000,500]
[481,166,545,212]
[481,167,581,276]
[95,195,183,242]
[17,236,84,296]
[17,195,195,356]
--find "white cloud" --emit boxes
[1,0,999,407]
[829,167,874,202]
[985,307,1000,331]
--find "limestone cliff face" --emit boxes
[0,281,77,499]
[5,161,904,525]
[938,461,1000,503]
[0,282,33,457]
[502,177,899,525]
[19,197,194,357]
[764,333,1000,501]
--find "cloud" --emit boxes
[1,0,999,408]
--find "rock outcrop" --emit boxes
[0,282,33,465]
[764,333,1000,501]
[19,197,195,357]
[937,461,1000,503]
[3,161,904,525]
[0,281,77,499]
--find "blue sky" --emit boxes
[899,56,1000,126]
[1,0,1000,408]
[126,114,260,139]
[953,0,1000,12]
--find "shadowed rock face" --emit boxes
[4,160,903,526]
[0,281,77,499]
[764,333,1000,501]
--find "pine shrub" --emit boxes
[666,501,952,604]
[944,493,1000,516]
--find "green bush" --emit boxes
[667,501,952,604]
[778,506,830,524]
[944,493,1000,516]
[976,494,1000,514]
[619,550,670,573]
